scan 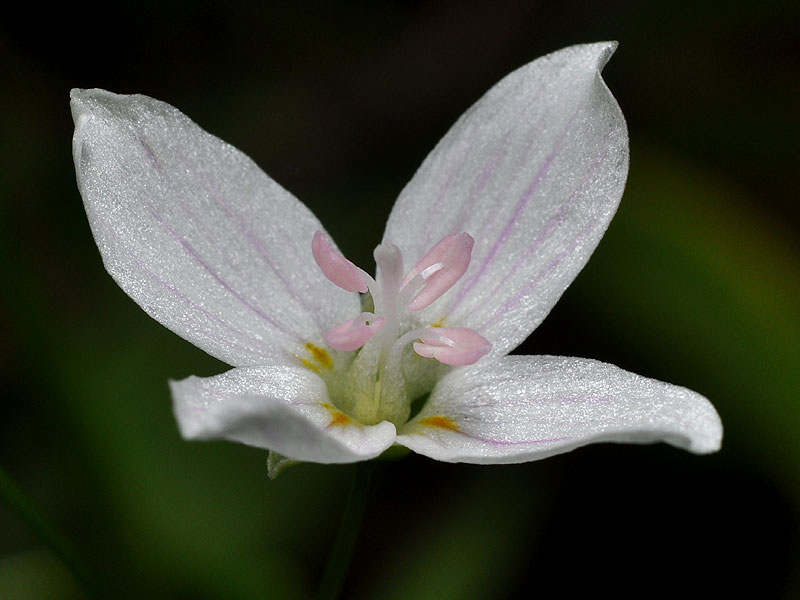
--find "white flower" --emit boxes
[70,43,722,471]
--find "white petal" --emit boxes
[72,89,359,367]
[396,356,721,464]
[171,364,397,463]
[383,43,628,355]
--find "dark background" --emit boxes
[1,1,798,598]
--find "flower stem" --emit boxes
[316,462,375,600]
[0,464,104,598]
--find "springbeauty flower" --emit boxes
[71,43,722,473]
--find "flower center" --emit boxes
[312,232,490,426]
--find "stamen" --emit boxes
[413,327,490,366]
[323,313,385,351]
[312,231,369,293]
[310,231,490,426]
[400,233,474,311]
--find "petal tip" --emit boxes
[69,88,110,115]
[591,40,618,69]
[559,41,619,72]
[169,377,195,436]
[70,89,93,129]
[669,386,723,455]
[595,39,619,55]
[690,409,724,454]
[168,375,215,441]
[70,89,150,126]
[70,89,127,136]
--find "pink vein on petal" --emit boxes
[137,137,297,339]
[136,258,268,362]
[421,140,475,245]
[212,195,325,329]
[419,425,573,447]
[143,196,296,340]
[447,106,583,315]
[129,141,279,356]
[484,146,612,327]
[479,209,601,332]
[452,117,552,257]
[462,433,574,447]
[449,151,556,312]
[477,250,566,332]
[472,207,566,315]
[165,221,296,338]
[419,71,552,248]
[450,130,512,234]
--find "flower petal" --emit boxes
[171,364,397,463]
[382,43,628,355]
[71,89,359,367]
[396,356,721,464]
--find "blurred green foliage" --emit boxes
[1,1,797,598]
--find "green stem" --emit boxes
[316,462,375,600]
[0,464,103,598]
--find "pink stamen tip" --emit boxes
[312,231,369,293]
[323,314,385,351]
[413,327,490,366]
[402,233,474,311]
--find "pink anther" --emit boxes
[312,231,369,293]
[401,233,474,311]
[413,327,490,366]
[323,314,385,351]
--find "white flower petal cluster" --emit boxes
[71,43,722,470]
